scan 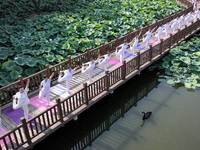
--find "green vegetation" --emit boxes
[0,0,183,86]
[159,33,200,90]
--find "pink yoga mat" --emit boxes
[109,59,122,66]
[150,40,158,45]
[30,96,55,111]
[0,128,14,147]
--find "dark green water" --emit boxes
[34,69,200,150]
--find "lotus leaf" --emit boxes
[163,56,171,63]
[184,83,192,89]
[14,57,25,66]
[25,68,36,76]
[25,58,38,67]
[170,66,178,72]
[179,57,191,65]
[171,59,181,66]
[10,70,20,79]
[3,61,16,71]
[179,67,187,73]
[12,66,23,74]
[162,62,170,68]
[167,79,174,84]
[172,77,180,83]
[188,65,200,71]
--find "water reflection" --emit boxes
[34,70,160,150]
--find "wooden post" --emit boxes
[160,39,163,54]
[45,64,50,78]
[115,37,119,48]
[83,83,89,105]
[149,45,153,61]
[105,70,109,91]
[18,75,24,87]
[136,52,140,70]
[122,60,126,80]
[127,31,130,43]
[20,118,32,145]
[87,49,91,61]
[56,98,63,123]
[177,29,181,43]
[169,34,173,48]
[102,42,106,55]
[68,55,71,67]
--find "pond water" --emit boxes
[34,69,200,150]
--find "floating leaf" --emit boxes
[25,68,36,76]
[10,70,20,79]
[179,57,191,65]
[167,79,174,84]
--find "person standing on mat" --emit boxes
[129,30,142,54]
[115,41,129,63]
[98,51,114,71]
[193,8,200,21]
[82,58,97,84]
[163,22,171,37]
[185,12,192,25]
[58,66,80,94]
[12,79,30,120]
[142,27,157,49]
[155,24,164,43]
[38,72,54,107]
[171,18,178,33]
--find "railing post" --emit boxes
[115,37,119,48]
[18,75,24,87]
[68,55,71,67]
[122,60,126,80]
[177,29,181,43]
[136,52,140,70]
[45,64,50,78]
[169,34,173,48]
[105,70,109,91]
[149,45,153,61]
[160,39,163,54]
[127,31,130,43]
[20,117,32,145]
[56,98,63,123]
[102,42,106,55]
[83,83,89,105]
[87,49,91,61]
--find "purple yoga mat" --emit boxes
[150,40,158,45]
[4,106,31,125]
[124,51,134,58]
[137,44,147,50]
[109,59,122,66]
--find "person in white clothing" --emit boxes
[171,18,178,33]
[98,51,114,71]
[129,30,142,54]
[177,15,185,29]
[115,41,130,63]
[193,0,198,11]
[39,72,54,107]
[193,8,200,21]
[142,27,157,49]
[163,22,171,37]
[185,12,192,25]
[82,58,97,84]
[155,25,164,42]
[12,79,30,120]
[58,66,80,94]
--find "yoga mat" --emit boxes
[0,128,14,147]
[108,59,122,66]
[153,35,167,40]
[50,84,67,95]
[150,40,158,45]
[4,106,31,125]
[137,44,147,50]
[124,51,134,58]
[30,96,55,111]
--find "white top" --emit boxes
[85,62,96,71]
[41,79,51,90]
[132,38,139,48]
[164,23,170,30]
[104,54,111,62]
[146,31,152,39]
[120,43,129,52]
[157,26,163,35]
[13,87,30,109]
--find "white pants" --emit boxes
[131,45,137,55]
[99,59,108,71]
[157,33,161,42]
[165,29,169,37]
[115,50,125,63]
[143,37,150,48]
[82,66,93,83]
[22,104,28,120]
[39,89,50,105]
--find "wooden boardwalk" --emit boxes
[0,1,199,149]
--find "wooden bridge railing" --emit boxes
[0,1,193,106]
[1,0,199,149]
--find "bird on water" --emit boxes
[141,111,152,120]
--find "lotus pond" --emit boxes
[33,69,200,150]
[0,0,184,86]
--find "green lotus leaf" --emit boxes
[0,80,10,87]
[163,56,171,63]
[194,51,200,57]
[10,70,20,79]
[162,62,169,68]
[172,76,180,83]
[188,47,197,52]
[0,53,9,60]
[185,83,192,89]
[165,70,173,75]
[158,78,166,82]
[185,79,197,84]
[171,59,181,66]
[167,79,174,84]
[12,66,23,74]
[188,65,200,71]
[179,57,191,65]
[179,51,188,56]
[14,57,25,66]
[170,47,181,55]
[25,58,37,67]
[46,55,55,62]
[3,61,16,71]
[25,68,36,76]
[170,66,178,72]
[0,38,7,43]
